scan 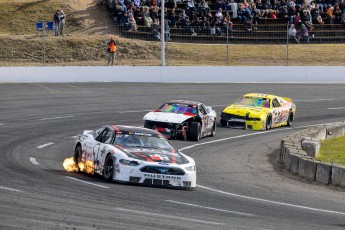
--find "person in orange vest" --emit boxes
[107,37,117,66]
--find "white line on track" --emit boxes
[197,185,345,216]
[30,157,39,165]
[328,107,345,110]
[294,99,334,102]
[0,186,23,192]
[165,200,255,216]
[38,115,75,121]
[65,176,110,189]
[113,207,224,225]
[180,129,282,151]
[37,142,54,149]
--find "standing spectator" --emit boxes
[54,10,61,36]
[107,37,117,66]
[288,24,300,43]
[59,10,66,36]
[227,0,238,18]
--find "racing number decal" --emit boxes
[272,109,283,125]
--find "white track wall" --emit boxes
[1,66,345,83]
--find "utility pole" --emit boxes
[160,0,165,66]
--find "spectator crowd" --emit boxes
[102,0,345,41]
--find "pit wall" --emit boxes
[280,122,345,187]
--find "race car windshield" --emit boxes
[158,103,197,115]
[113,134,175,151]
[234,97,270,108]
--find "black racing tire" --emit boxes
[103,154,114,181]
[287,111,294,126]
[210,122,216,137]
[144,120,152,129]
[266,114,272,130]
[74,146,82,173]
[189,122,201,141]
[220,119,227,127]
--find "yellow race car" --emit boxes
[220,93,296,130]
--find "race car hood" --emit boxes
[223,105,269,117]
[143,111,195,124]
[120,147,189,164]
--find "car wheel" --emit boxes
[189,122,201,141]
[210,122,216,137]
[144,120,153,129]
[74,146,82,173]
[103,154,114,181]
[266,114,272,130]
[220,119,227,127]
[287,111,294,126]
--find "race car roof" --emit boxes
[110,125,159,135]
[244,93,278,99]
[167,100,201,106]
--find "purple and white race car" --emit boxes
[143,100,217,141]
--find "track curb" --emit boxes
[280,122,345,188]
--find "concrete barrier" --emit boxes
[316,163,332,184]
[290,153,300,175]
[298,157,317,181]
[332,165,345,187]
[326,124,344,139]
[280,122,345,188]
[301,139,320,157]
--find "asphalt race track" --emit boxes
[0,83,345,230]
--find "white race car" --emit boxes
[143,100,217,141]
[73,125,196,189]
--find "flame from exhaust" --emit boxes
[63,157,79,172]
[63,157,89,173]
[62,157,85,172]
[85,160,94,175]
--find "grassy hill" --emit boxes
[0,0,344,66]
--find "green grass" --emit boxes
[316,136,345,166]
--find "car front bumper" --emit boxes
[220,113,265,130]
[113,163,197,189]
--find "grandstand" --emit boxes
[102,0,345,44]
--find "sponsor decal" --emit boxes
[158,162,169,165]
[143,174,182,180]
